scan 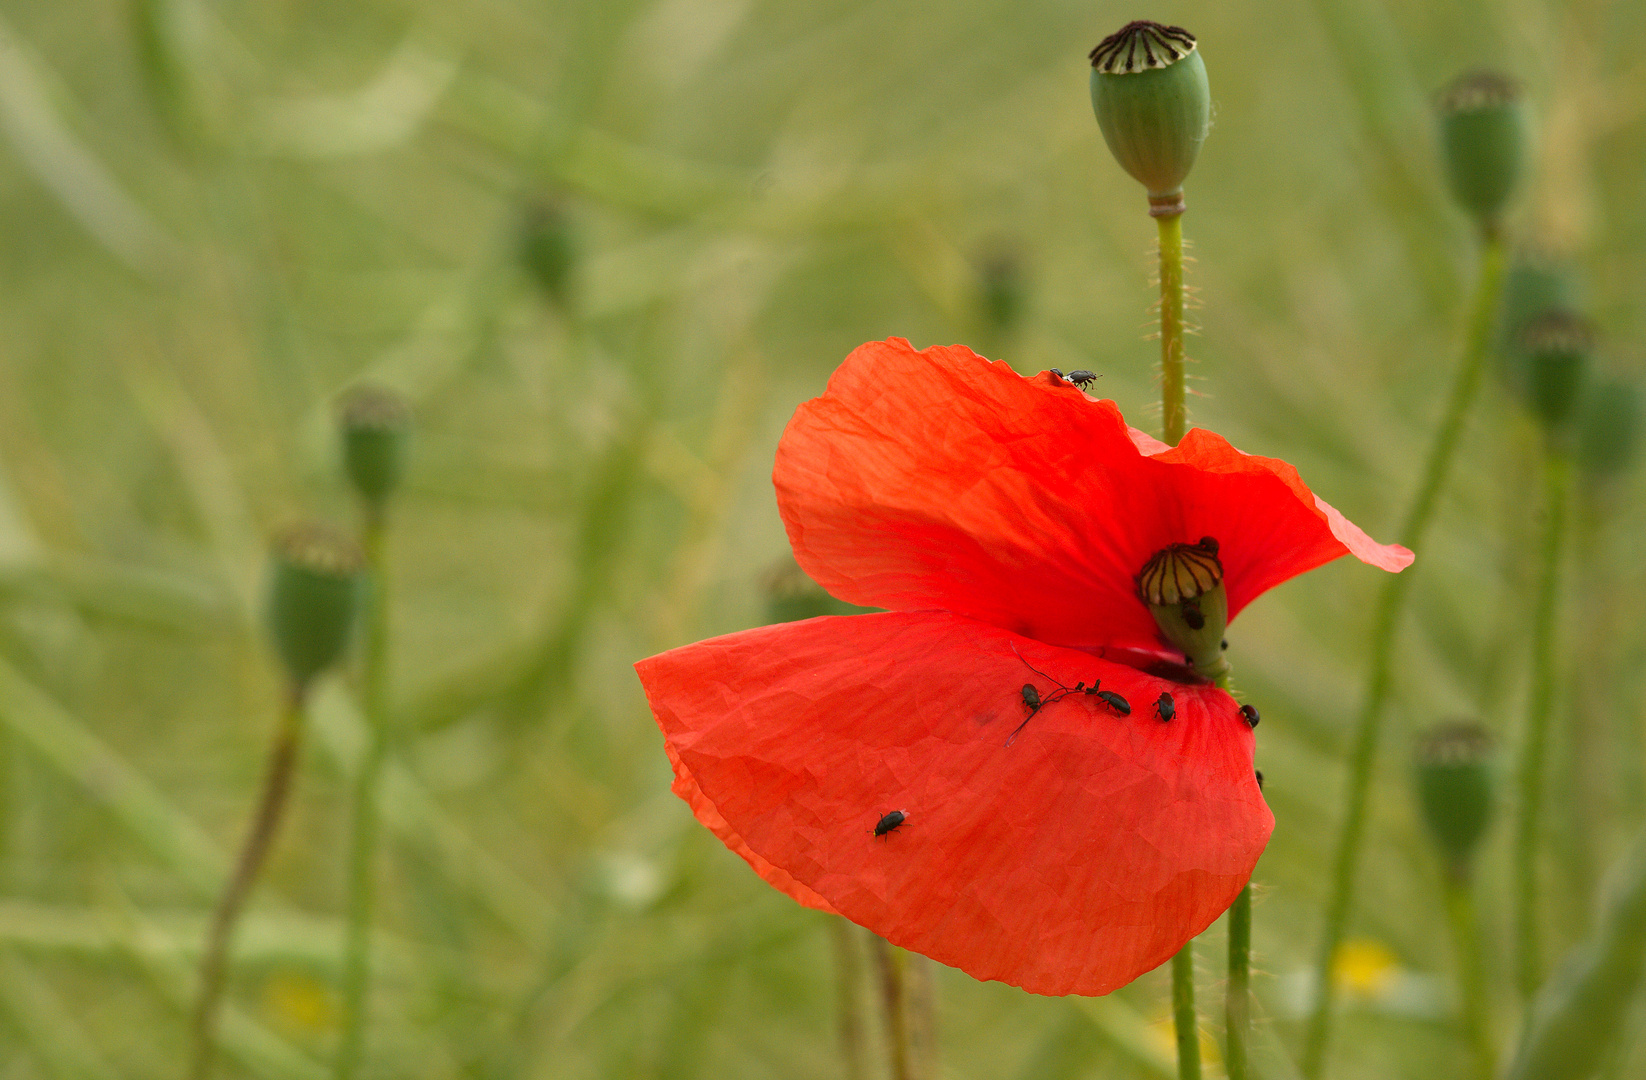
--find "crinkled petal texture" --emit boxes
[775,338,1412,653]
[637,611,1272,997]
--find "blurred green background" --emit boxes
[0,0,1641,1076]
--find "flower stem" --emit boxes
[1172,941,1202,1080]
[1515,445,1571,1000]
[335,507,391,1080]
[1158,211,1187,446]
[829,918,868,1080]
[1226,884,1252,1080]
[1301,233,1508,1079]
[871,936,911,1080]
[1443,867,1496,1080]
[188,687,307,1080]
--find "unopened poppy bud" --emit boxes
[1496,256,1575,393]
[1521,310,1593,435]
[339,384,410,508]
[1437,71,1525,230]
[1088,21,1210,216]
[266,523,364,692]
[1577,379,1641,479]
[1414,722,1496,876]
[519,198,576,309]
[1136,536,1228,680]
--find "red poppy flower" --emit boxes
[636,338,1410,996]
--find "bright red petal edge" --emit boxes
[775,338,1411,653]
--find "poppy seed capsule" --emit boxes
[1577,379,1641,479]
[1089,21,1210,215]
[520,198,576,309]
[1521,310,1594,435]
[1136,537,1228,680]
[1496,256,1576,395]
[266,523,365,692]
[1438,70,1525,229]
[1414,722,1496,876]
[339,384,410,507]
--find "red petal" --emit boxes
[775,339,1411,652]
[636,611,1271,997]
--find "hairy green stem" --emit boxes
[1515,447,1571,1000]
[1226,885,1252,1080]
[1158,212,1187,446]
[829,918,867,1080]
[1172,942,1201,1080]
[335,509,391,1080]
[871,937,911,1080]
[188,689,307,1080]
[1301,234,1507,1078]
[1444,869,1496,1080]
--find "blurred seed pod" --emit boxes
[974,246,1027,342]
[1438,71,1525,229]
[519,198,577,310]
[1522,310,1594,436]
[1088,22,1210,214]
[267,523,365,692]
[339,384,411,508]
[1414,722,1496,874]
[761,557,866,624]
[1576,379,1641,479]
[1496,256,1576,393]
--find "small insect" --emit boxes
[871,810,909,838]
[1153,692,1175,723]
[1050,368,1100,389]
[1021,684,1042,713]
[1254,770,1264,790]
[1095,689,1131,716]
[1239,704,1260,729]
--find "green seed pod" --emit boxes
[1576,379,1640,479]
[1521,310,1594,435]
[519,199,576,309]
[762,558,862,624]
[266,523,364,692]
[1438,71,1525,229]
[1414,723,1496,874]
[1496,256,1576,393]
[1089,22,1210,215]
[339,385,411,508]
[1136,537,1228,681]
[975,247,1026,341]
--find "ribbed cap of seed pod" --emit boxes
[1521,310,1594,435]
[339,384,410,507]
[1136,537,1228,680]
[1438,70,1525,228]
[266,522,364,691]
[1089,22,1210,214]
[1414,722,1496,872]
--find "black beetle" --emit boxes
[1239,704,1260,729]
[1254,770,1264,790]
[1096,690,1131,716]
[872,810,909,838]
[1153,692,1175,722]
